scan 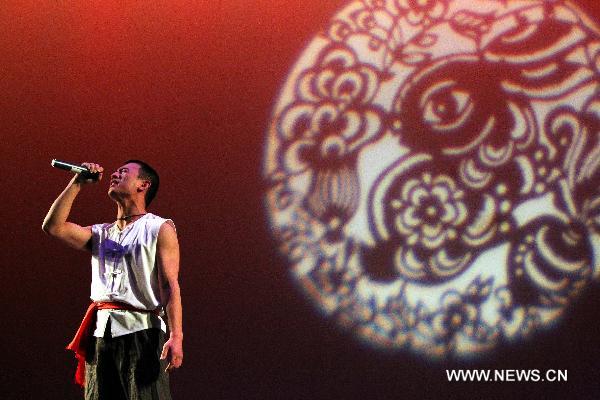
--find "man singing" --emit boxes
[42,160,183,400]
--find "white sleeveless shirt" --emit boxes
[90,213,172,337]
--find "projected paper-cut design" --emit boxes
[264,0,600,358]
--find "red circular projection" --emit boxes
[264,0,600,358]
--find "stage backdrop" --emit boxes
[2,1,600,399]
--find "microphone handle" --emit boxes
[51,159,100,180]
[80,170,100,180]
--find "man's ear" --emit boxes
[138,180,151,193]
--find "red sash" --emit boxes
[66,302,159,387]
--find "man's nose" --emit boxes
[111,171,120,179]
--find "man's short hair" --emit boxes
[125,159,160,207]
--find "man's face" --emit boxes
[108,162,144,198]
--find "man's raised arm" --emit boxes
[42,162,103,251]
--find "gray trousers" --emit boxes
[84,321,172,400]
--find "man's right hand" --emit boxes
[72,162,104,185]
[42,161,100,251]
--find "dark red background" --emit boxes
[2,1,600,398]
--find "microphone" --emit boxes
[50,159,100,180]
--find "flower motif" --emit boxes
[277,207,324,262]
[391,172,467,249]
[297,44,380,109]
[432,291,477,339]
[463,276,493,305]
[282,102,376,172]
[278,44,384,174]
[395,0,447,26]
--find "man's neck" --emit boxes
[115,200,147,229]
